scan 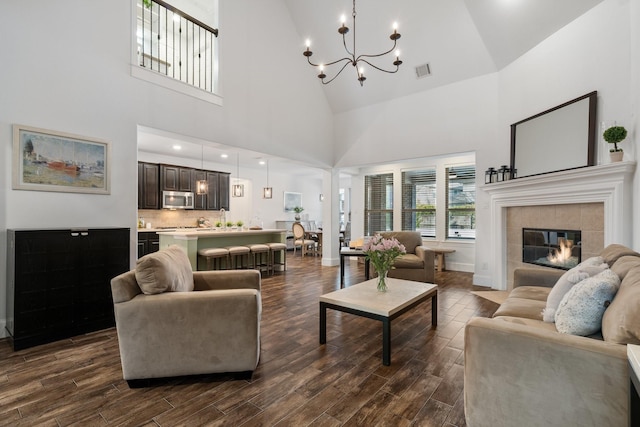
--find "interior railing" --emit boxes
[137,0,218,93]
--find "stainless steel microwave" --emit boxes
[162,191,194,209]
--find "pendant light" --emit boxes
[232,152,244,197]
[263,159,272,199]
[196,145,208,195]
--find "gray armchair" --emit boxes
[379,231,435,283]
[110,245,261,384]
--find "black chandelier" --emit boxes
[303,0,402,86]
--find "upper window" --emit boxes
[446,165,476,239]
[364,173,393,236]
[136,0,218,94]
[401,168,436,237]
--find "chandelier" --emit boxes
[303,0,402,86]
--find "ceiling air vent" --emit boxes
[415,63,432,79]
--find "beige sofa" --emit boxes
[379,231,435,283]
[111,245,262,384]
[464,244,640,427]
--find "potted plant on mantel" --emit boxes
[603,125,627,162]
[293,206,304,222]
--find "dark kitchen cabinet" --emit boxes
[6,228,130,350]
[138,162,159,209]
[161,165,193,192]
[193,170,230,211]
[137,231,160,258]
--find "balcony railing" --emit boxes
[137,0,218,93]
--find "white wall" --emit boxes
[334,0,639,287]
[0,0,332,337]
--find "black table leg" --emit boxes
[432,293,438,326]
[364,259,370,280]
[382,318,391,366]
[319,302,327,344]
[340,255,345,287]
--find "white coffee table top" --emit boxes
[320,278,438,317]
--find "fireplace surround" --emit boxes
[484,161,635,290]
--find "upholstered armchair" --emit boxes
[110,245,261,384]
[379,231,435,283]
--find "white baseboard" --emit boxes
[445,262,474,273]
[0,319,7,339]
[473,273,495,288]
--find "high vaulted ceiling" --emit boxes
[284,0,603,113]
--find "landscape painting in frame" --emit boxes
[13,125,110,194]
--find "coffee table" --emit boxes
[319,278,438,366]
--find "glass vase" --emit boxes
[377,269,388,292]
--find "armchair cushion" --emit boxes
[135,245,194,294]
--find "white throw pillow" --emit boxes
[554,269,620,336]
[542,257,608,322]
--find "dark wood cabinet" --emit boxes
[192,170,229,211]
[6,228,130,350]
[137,231,159,258]
[138,162,159,209]
[161,165,192,192]
[218,172,230,210]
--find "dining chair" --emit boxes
[292,223,316,257]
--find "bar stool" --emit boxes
[226,246,250,269]
[247,244,270,275]
[197,247,229,271]
[267,242,287,273]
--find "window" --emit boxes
[401,169,436,237]
[136,0,218,94]
[446,165,476,239]
[364,173,393,236]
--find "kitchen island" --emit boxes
[157,228,287,270]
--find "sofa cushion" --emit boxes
[493,297,547,321]
[135,245,194,295]
[542,257,608,322]
[602,265,640,344]
[555,269,620,336]
[609,255,640,281]
[600,244,640,266]
[509,286,552,302]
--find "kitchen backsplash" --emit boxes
[138,209,227,229]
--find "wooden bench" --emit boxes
[433,248,455,271]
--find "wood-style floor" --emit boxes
[0,254,499,426]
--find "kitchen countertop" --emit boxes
[157,228,286,237]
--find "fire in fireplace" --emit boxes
[522,228,581,270]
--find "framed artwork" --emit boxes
[13,124,110,194]
[283,191,301,212]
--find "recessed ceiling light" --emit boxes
[221,154,228,159]
[259,160,266,165]
[172,145,182,150]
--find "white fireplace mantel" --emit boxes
[484,161,636,290]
